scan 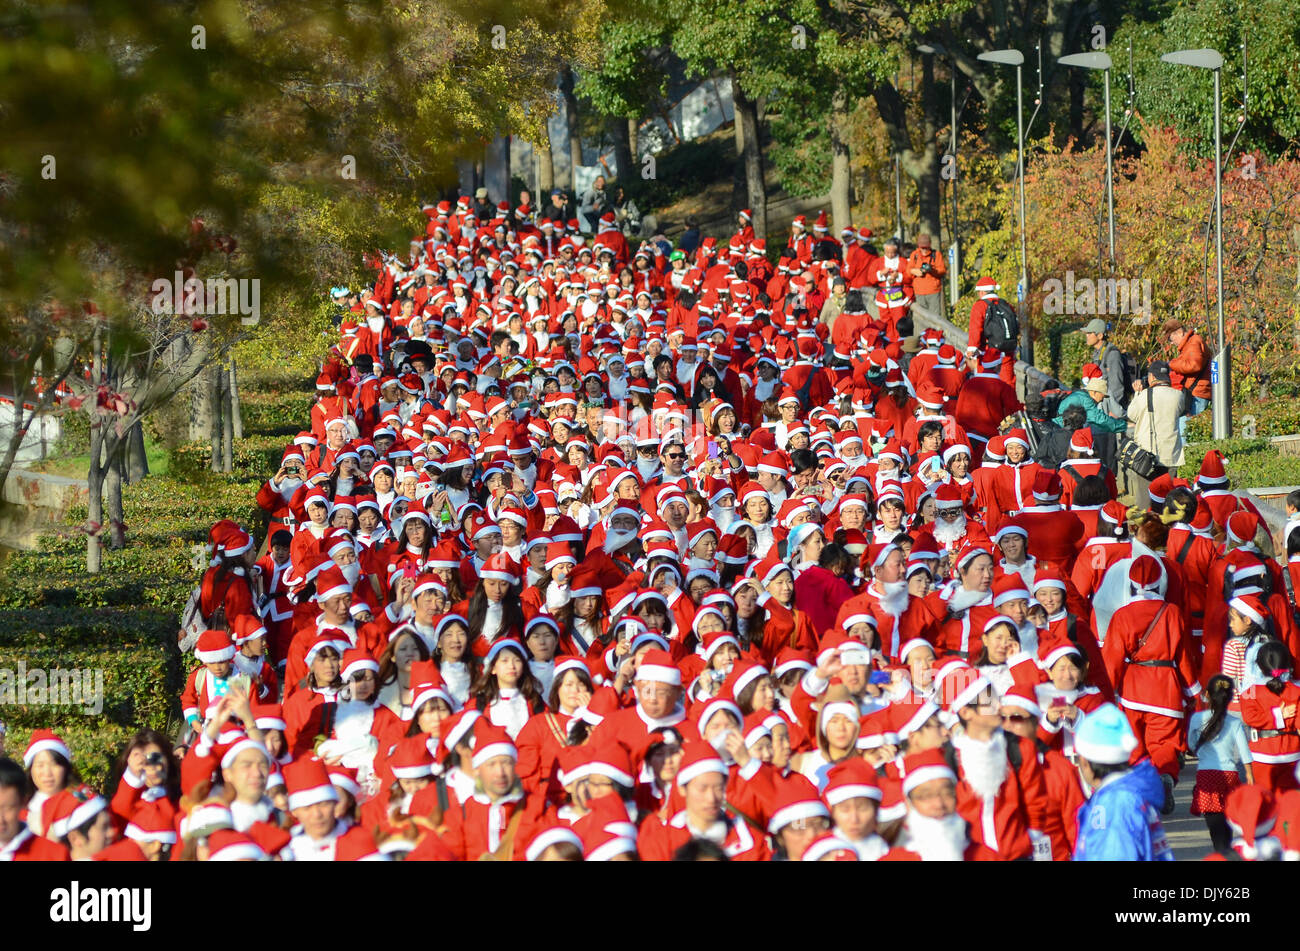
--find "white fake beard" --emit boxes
[604,527,639,555]
[947,586,989,615]
[367,317,386,333]
[953,729,1008,801]
[533,331,550,349]
[546,580,571,612]
[878,579,909,616]
[932,514,967,545]
[516,462,537,492]
[339,561,361,586]
[711,506,736,531]
[904,810,968,861]
[233,652,261,677]
[636,458,660,480]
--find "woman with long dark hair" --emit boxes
[1188,674,1253,852]
[108,729,182,824]
[468,639,547,740]
[465,569,527,646]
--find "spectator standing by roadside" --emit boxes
[1164,318,1212,433]
[544,188,571,225]
[472,186,493,222]
[907,234,946,319]
[1127,361,1185,509]
[678,216,701,257]
[578,174,609,234]
[1080,319,1131,409]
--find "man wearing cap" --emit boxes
[1126,360,1184,508]
[1079,317,1133,408]
[1073,703,1174,860]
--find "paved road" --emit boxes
[1167,757,1215,860]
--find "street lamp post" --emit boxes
[1059,52,1115,263]
[978,49,1030,363]
[1162,48,1229,440]
[918,42,960,314]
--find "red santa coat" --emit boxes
[1038,746,1089,857]
[636,808,772,861]
[590,705,689,771]
[1102,598,1201,721]
[1071,538,1131,601]
[0,828,69,861]
[1238,681,1300,790]
[1057,458,1117,506]
[949,734,1036,860]
[1005,505,1085,574]
[989,461,1043,525]
[438,788,532,861]
[954,373,1021,441]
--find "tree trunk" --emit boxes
[221,367,234,473]
[873,76,942,242]
[1069,69,1084,146]
[627,117,639,168]
[190,370,213,442]
[829,86,853,235]
[608,114,633,182]
[86,425,103,574]
[107,448,125,550]
[87,325,104,574]
[125,420,149,484]
[209,365,222,472]
[732,78,767,241]
[229,358,243,440]
[560,68,583,190]
[537,124,555,194]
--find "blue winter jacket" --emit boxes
[1073,760,1174,861]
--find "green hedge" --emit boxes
[0,381,304,790]
[1179,437,1300,492]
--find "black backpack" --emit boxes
[982,298,1020,354]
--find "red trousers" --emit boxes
[1123,707,1184,780]
[1251,760,1300,794]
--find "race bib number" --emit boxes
[1029,828,1053,862]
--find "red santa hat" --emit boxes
[1037,633,1081,671]
[195,629,236,664]
[901,748,957,795]
[999,681,1043,719]
[1197,449,1228,487]
[46,784,109,839]
[992,574,1031,608]
[974,276,1000,295]
[823,756,883,806]
[470,724,518,768]
[674,741,729,790]
[1031,470,1063,502]
[480,552,521,585]
[635,649,682,686]
[767,774,830,833]
[1068,427,1095,455]
[1127,554,1163,593]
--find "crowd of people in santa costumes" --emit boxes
[6,198,1300,864]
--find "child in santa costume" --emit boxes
[1188,674,1253,852]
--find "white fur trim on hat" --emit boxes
[902,762,957,795]
[635,664,681,686]
[471,740,518,769]
[768,798,830,833]
[526,827,584,861]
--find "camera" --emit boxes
[920,262,932,275]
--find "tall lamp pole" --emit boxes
[1162,48,1229,439]
[1059,52,1115,263]
[977,49,1029,362]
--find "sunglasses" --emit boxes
[665,453,685,461]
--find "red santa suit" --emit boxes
[1101,583,1201,780]
[636,807,771,861]
[1238,679,1300,792]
